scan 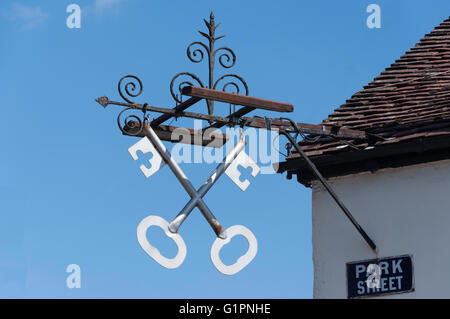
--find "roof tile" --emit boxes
[289,16,450,159]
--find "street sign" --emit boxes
[346,255,414,298]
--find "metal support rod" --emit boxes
[99,97,366,140]
[151,97,201,126]
[168,138,247,233]
[142,124,227,239]
[281,130,377,253]
[105,99,232,124]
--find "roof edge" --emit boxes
[277,134,450,187]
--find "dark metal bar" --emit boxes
[99,97,233,123]
[182,86,294,113]
[151,97,201,126]
[205,106,255,130]
[97,97,367,140]
[244,117,367,140]
[280,130,377,253]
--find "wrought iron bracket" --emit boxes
[94,12,376,256]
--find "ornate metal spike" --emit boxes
[108,13,250,133]
[95,96,110,108]
[169,12,248,120]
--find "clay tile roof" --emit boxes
[292,17,450,159]
[279,17,450,184]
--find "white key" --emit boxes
[210,225,258,275]
[128,137,165,178]
[137,215,187,269]
[225,151,260,191]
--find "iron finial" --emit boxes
[95,96,110,108]
[169,13,248,119]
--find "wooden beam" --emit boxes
[151,97,201,126]
[123,122,228,148]
[181,86,294,113]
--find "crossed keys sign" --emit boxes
[128,125,261,275]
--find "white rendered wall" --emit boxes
[312,159,450,298]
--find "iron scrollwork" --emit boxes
[170,12,249,117]
[112,12,249,135]
[117,75,147,136]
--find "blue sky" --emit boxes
[1,0,449,298]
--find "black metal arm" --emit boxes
[279,119,377,253]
